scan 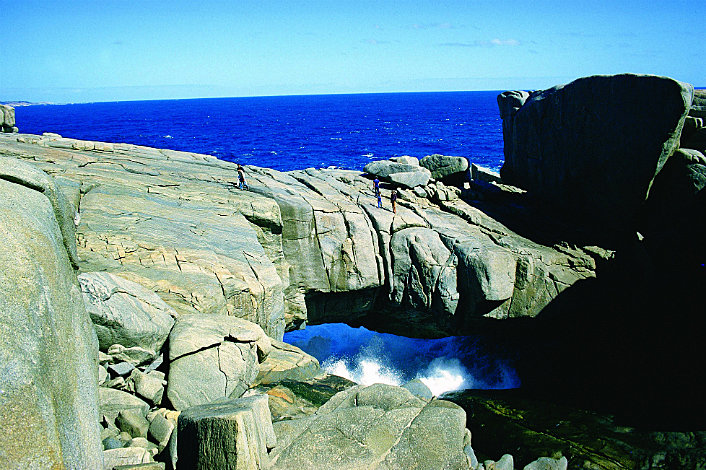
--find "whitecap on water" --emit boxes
[286,323,521,397]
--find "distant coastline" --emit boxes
[0,101,54,107]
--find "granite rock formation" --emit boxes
[0,158,103,469]
[0,104,17,133]
[268,383,473,469]
[498,74,693,233]
[0,131,599,339]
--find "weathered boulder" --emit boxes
[364,159,432,188]
[176,394,275,470]
[0,157,103,469]
[167,314,272,410]
[0,104,16,132]
[388,168,432,188]
[420,154,469,182]
[269,383,472,469]
[364,160,421,178]
[390,155,420,166]
[498,74,693,232]
[99,387,151,422]
[79,272,176,364]
[256,339,321,384]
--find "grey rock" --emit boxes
[109,361,136,377]
[486,454,514,470]
[130,370,165,406]
[389,155,420,166]
[420,154,469,181]
[0,158,102,469]
[99,364,109,385]
[402,378,434,399]
[498,74,693,231]
[364,159,421,178]
[114,463,165,470]
[148,414,175,451]
[388,168,432,188]
[256,339,321,384]
[117,409,150,438]
[524,456,568,470]
[99,387,150,422]
[103,447,152,469]
[79,272,176,364]
[270,383,470,470]
[103,436,124,450]
[390,227,459,317]
[471,163,502,184]
[167,314,271,410]
[177,394,275,470]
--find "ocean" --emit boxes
[14,91,505,173]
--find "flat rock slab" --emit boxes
[269,383,471,470]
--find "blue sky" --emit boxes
[2,0,703,102]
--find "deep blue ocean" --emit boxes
[15,91,505,173]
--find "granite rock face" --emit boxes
[420,153,469,183]
[0,157,103,469]
[269,383,472,469]
[498,74,693,232]
[167,314,272,410]
[0,104,17,132]
[79,272,176,364]
[0,131,601,338]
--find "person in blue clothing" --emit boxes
[373,177,381,207]
[237,164,249,190]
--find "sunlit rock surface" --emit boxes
[0,131,600,339]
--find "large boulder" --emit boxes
[364,159,431,188]
[388,169,431,188]
[0,157,103,469]
[498,74,693,233]
[420,154,469,182]
[0,104,16,132]
[256,339,321,385]
[269,383,473,469]
[79,272,176,364]
[167,314,272,410]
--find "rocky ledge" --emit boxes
[1,73,705,469]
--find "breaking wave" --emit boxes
[284,323,520,396]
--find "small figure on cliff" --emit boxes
[237,164,249,190]
[391,188,398,214]
[373,177,381,207]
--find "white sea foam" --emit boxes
[286,323,521,397]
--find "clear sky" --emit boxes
[2,0,703,103]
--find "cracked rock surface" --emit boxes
[167,313,272,410]
[0,132,601,338]
[269,383,471,470]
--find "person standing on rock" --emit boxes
[237,164,249,190]
[373,177,381,208]
[391,188,398,214]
